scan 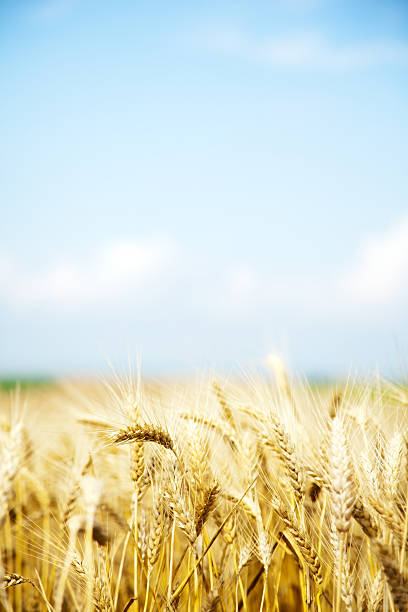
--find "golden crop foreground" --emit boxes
[0,370,408,611]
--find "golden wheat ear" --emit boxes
[110,424,174,451]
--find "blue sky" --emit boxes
[1,0,408,378]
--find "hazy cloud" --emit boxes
[33,0,78,21]
[340,218,408,306]
[201,29,408,69]
[2,222,408,322]
[0,238,177,311]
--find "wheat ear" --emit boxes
[111,425,174,451]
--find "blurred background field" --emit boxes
[1,370,408,610]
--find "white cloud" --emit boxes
[33,0,77,21]
[279,0,321,9]
[1,237,176,311]
[339,218,408,305]
[226,265,259,300]
[3,224,407,324]
[202,29,408,70]
[189,263,327,323]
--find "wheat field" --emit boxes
[0,363,408,611]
